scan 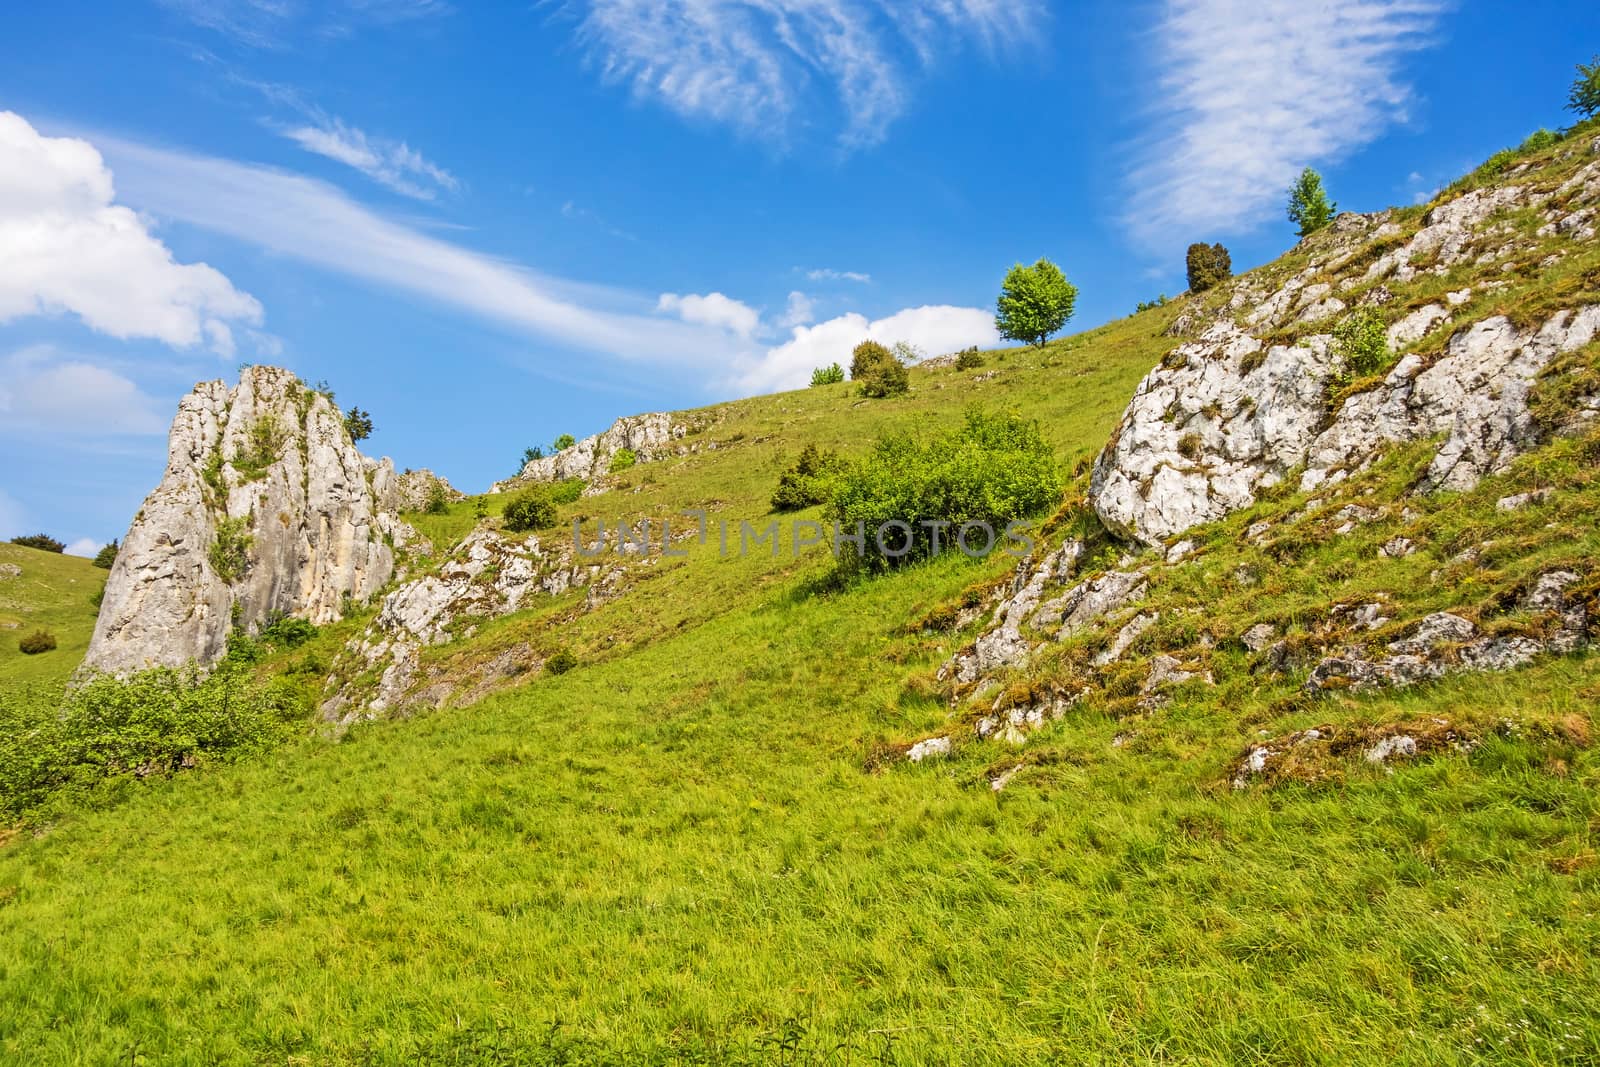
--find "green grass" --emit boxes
[0,544,105,691]
[3,141,1600,1062]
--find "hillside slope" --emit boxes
[2,129,1600,1062]
[0,544,105,691]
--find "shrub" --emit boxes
[545,649,578,675]
[858,355,910,399]
[995,259,1077,348]
[10,534,64,553]
[1332,308,1391,377]
[1520,128,1562,153]
[954,347,985,370]
[1185,242,1232,292]
[235,416,287,481]
[0,667,304,820]
[1569,55,1600,119]
[849,340,894,381]
[1134,296,1169,314]
[344,407,374,443]
[827,410,1061,572]
[92,540,118,569]
[891,341,923,365]
[549,479,585,506]
[424,483,451,515]
[771,445,844,511]
[503,488,558,532]
[553,434,577,451]
[608,448,638,473]
[810,363,846,386]
[1287,168,1336,238]
[209,516,254,583]
[18,630,57,655]
[259,614,317,649]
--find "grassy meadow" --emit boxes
[0,544,106,692]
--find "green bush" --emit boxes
[234,416,287,481]
[92,540,118,569]
[1185,242,1231,292]
[851,341,909,398]
[1520,128,1562,153]
[954,347,985,370]
[553,434,577,451]
[608,448,638,474]
[503,488,558,532]
[209,515,254,583]
[1135,295,1169,314]
[771,445,844,511]
[344,407,374,443]
[810,363,845,386]
[1332,308,1391,377]
[995,259,1077,348]
[0,668,304,820]
[423,483,452,515]
[10,534,64,553]
[545,649,578,675]
[18,630,57,655]
[549,478,585,506]
[827,410,1061,572]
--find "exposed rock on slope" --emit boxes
[493,412,686,491]
[1091,152,1600,545]
[84,367,414,674]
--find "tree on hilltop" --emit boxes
[995,259,1077,348]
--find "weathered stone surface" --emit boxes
[907,737,951,762]
[0,563,19,580]
[494,412,685,490]
[1089,166,1600,545]
[321,528,620,720]
[1092,307,1600,544]
[1094,612,1157,666]
[1241,623,1277,652]
[391,469,463,513]
[84,367,412,675]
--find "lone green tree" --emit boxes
[1185,243,1232,292]
[995,259,1077,348]
[1570,55,1600,119]
[1287,168,1337,238]
[344,407,374,443]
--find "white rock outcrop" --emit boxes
[493,412,685,490]
[1090,163,1600,545]
[84,367,413,674]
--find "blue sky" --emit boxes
[1,0,1595,553]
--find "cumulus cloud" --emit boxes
[64,538,100,558]
[0,112,264,354]
[780,291,816,328]
[1125,0,1448,251]
[579,0,1042,148]
[805,268,871,283]
[277,116,457,200]
[0,346,169,437]
[656,291,762,337]
[732,303,997,394]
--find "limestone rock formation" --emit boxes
[83,367,414,675]
[392,469,463,513]
[1090,155,1600,546]
[493,412,685,491]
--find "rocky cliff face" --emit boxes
[492,412,685,492]
[1091,142,1600,546]
[83,366,415,675]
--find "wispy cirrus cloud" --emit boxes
[159,0,452,47]
[804,267,871,283]
[1125,0,1449,252]
[276,115,458,200]
[578,0,1043,148]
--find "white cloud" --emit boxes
[1126,0,1448,251]
[160,0,452,47]
[732,303,997,393]
[656,291,762,337]
[0,346,169,437]
[0,111,263,354]
[580,0,1042,148]
[805,268,871,283]
[780,290,815,328]
[64,538,100,558]
[278,116,457,200]
[90,131,755,368]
